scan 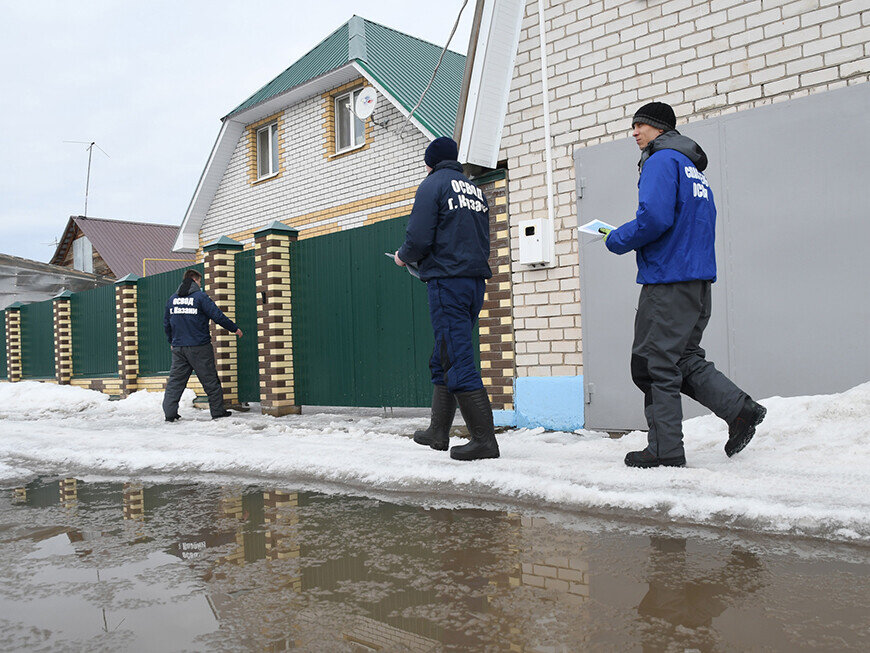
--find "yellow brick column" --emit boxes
[253,221,300,416]
[53,290,74,384]
[115,274,140,397]
[5,303,23,382]
[476,172,516,414]
[203,236,244,409]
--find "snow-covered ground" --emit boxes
[1,381,868,543]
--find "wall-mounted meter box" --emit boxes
[518,218,551,266]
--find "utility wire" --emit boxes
[398,0,470,137]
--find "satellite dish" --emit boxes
[354,87,377,120]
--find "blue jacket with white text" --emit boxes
[163,280,238,347]
[605,132,717,285]
[397,160,492,282]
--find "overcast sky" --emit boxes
[0,1,474,262]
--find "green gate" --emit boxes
[20,300,55,379]
[137,264,204,375]
[234,249,260,402]
[291,216,478,407]
[0,309,6,379]
[71,283,119,377]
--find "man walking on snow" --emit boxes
[394,136,499,461]
[600,102,766,468]
[162,268,242,422]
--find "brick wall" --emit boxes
[501,0,870,379]
[200,78,432,245]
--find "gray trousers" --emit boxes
[162,343,225,418]
[631,281,746,458]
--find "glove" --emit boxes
[598,227,611,242]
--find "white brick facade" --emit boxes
[200,82,431,246]
[501,0,870,379]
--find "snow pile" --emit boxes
[1,381,869,542]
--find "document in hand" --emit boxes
[383,252,420,279]
[579,219,617,240]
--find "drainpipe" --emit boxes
[537,0,555,266]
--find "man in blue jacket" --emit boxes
[601,102,766,468]
[394,137,498,461]
[162,268,242,421]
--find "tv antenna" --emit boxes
[64,140,110,216]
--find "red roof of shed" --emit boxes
[51,216,194,277]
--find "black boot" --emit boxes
[450,388,500,461]
[725,396,766,457]
[413,385,456,451]
[624,449,686,468]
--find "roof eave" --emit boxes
[352,60,437,141]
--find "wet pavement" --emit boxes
[0,477,867,652]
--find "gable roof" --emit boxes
[51,216,194,277]
[175,16,467,252]
[228,16,466,139]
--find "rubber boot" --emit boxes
[450,388,500,461]
[413,384,456,451]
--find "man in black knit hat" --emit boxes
[394,136,499,461]
[600,102,766,468]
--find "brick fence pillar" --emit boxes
[253,221,300,416]
[5,302,22,382]
[476,172,516,414]
[203,236,244,409]
[53,290,74,384]
[115,274,140,397]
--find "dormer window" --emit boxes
[257,122,279,179]
[335,89,365,153]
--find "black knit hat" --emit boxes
[631,102,676,132]
[424,136,459,168]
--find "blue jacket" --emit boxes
[164,280,238,347]
[398,161,492,282]
[605,132,717,284]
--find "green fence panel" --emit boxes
[71,283,119,378]
[137,264,204,375]
[291,217,478,407]
[234,249,260,403]
[20,300,55,379]
[0,309,7,379]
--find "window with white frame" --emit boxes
[335,89,365,153]
[257,122,279,179]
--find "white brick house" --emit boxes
[174,16,466,251]
[458,0,870,430]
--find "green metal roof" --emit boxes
[226,16,465,138]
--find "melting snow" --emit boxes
[0,380,868,542]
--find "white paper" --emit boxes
[579,219,617,237]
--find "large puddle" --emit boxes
[0,477,867,651]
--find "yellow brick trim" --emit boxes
[221,184,419,244]
[363,202,415,227]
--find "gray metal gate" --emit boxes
[576,82,870,431]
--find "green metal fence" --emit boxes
[291,217,477,407]
[0,309,7,379]
[20,300,55,379]
[71,283,119,377]
[234,249,260,403]
[137,264,204,375]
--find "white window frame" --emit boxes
[256,122,279,180]
[334,88,366,154]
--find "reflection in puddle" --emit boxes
[1,477,868,651]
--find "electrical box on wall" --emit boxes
[518,218,552,267]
